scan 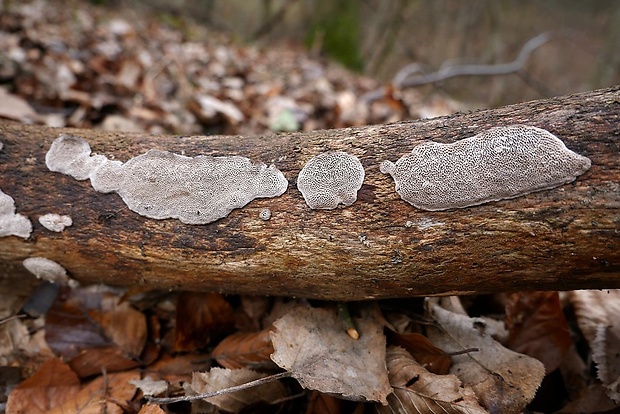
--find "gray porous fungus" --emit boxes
[22,257,77,287]
[46,135,289,224]
[38,213,73,232]
[0,189,32,238]
[297,151,365,209]
[380,125,591,211]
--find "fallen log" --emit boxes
[1,86,619,300]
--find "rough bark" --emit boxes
[1,86,619,300]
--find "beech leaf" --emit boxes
[270,305,392,404]
[425,297,545,414]
[569,289,620,403]
[376,346,488,414]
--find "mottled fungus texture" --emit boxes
[297,151,365,209]
[0,189,32,238]
[46,135,289,224]
[38,213,73,232]
[380,125,591,211]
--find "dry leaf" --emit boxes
[6,357,80,414]
[556,383,619,413]
[0,87,38,123]
[90,295,147,358]
[47,370,139,414]
[174,292,235,352]
[191,367,287,413]
[270,305,392,404]
[425,297,545,414]
[388,331,452,375]
[45,286,146,377]
[504,291,571,373]
[305,390,344,414]
[212,327,276,370]
[130,376,170,396]
[376,346,488,414]
[138,403,167,414]
[568,289,620,403]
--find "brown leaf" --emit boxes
[376,346,488,414]
[89,295,147,358]
[305,390,344,414]
[48,370,139,414]
[212,327,277,370]
[270,305,392,404]
[174,292,235,352]
[569,289,620,403]
[504,291,571,373]
[138,403,167,414]
[426,297,545,414]
[6,357,80,414]
[388,331,452,375]
[45,286,147,378]
[191,367,287,413]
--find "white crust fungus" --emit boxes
[380,125,591,211]
[46,135,289,225]
[23,257,74,285]
[297,151,365,209]
[38,213,73,232]
[45,134,107,180]
[0,189,32,238]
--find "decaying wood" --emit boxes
[1,86,619,300]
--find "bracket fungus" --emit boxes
[380,125,591,211]
[46,135,289,224]
[39,213,73,232]
[0,189,32,239]
[297,151,365,209]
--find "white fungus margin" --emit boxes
[297,151,365,209]
[0,189,32,239]
[46,135,289,225]
[23,257,76,286]
[380,125,592,211]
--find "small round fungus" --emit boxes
[381,125,592,211]
[297,151,365,209]
[46,134,108,180]
[23,257,72,285]
[259,208,272,221]
[38,213,73,232]
[0,189,32,238]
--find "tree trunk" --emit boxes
[1,86,619,300]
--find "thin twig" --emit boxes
[146,371,292,404]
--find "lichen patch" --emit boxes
[0,189,32,239]
[46,135,289,225]
[38,213,73,232]
[297,151,365,209]
[381,126,591,211]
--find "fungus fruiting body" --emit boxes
[22,257,78,287]
[259,208,272,221]
[380,125,591,211]
[39,213,73,232]
[297,151,365,209]
[0,189,32,238]
[46,135,289,224]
